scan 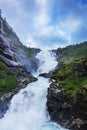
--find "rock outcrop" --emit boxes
[0,66,37,118]
[47,83,87,130]
[0,15,38,118]
[0,16,40,73]
[47,58,87,130]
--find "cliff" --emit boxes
[47,42,87,130]
[0,16,40,73]
[0,16,38,117]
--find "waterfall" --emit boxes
[0,50,68,130]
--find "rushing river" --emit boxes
[0,50,68,130]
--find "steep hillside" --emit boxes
[0,16,40,73]
[0,15,38,117]
[54,41,87,64]
[47,42,87,130]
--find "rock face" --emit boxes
[39,73,51,78]
[0,16,40,73]
[0,16,38,118]
[47,58,87,130]
[47,83,87,130]
[0,32,39,72]
[0,64,37,118]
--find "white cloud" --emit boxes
[0,0,23,24]
[25,35,37,48]
[59,15,81,32]
[0,0,21,9]
[34,0,51,29]
[0,0,83,49]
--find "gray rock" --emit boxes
[46,82,87,130]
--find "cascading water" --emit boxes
[0,50,68,130]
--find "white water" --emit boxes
[0,50,67,130]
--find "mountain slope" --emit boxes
[0,15,38,117]
[0,16,40,73]
[47,42,87,130]
[54,41,87,64]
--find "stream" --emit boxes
[0,50,68,130]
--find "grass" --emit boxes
[56,41,87,64]
[59,78,87,98]
[0,60,18,97]
[52,58,87,98]
[0,74,18,96]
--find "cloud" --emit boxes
[25,35,39,48]
[25,0,86,49]
[59,17,81,32]
[0,0,87,49]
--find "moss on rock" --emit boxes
[51,58,87,98]
[0,60,18,97]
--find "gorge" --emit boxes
[0,50,68,130]
[0,14,87,130]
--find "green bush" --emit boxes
[0,60,18,97]
[0,74,18,96]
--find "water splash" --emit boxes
[36,50,57,74]
[0,50,68,130]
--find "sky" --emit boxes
[0,0,87,49]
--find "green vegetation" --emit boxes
[52,57,87,98]
[52,42,87,98]
[58,78,87,98]
[0,60,8,77]
[0,60,18,97]
[22,45,40,57]
[55,41,87,64]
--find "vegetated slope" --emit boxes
[55,41,87,64]
[47,42,87,130]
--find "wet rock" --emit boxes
[0,66,37,118]
[47,82,87,130]
[0,16,39,119]
[72,118,83,129]
[39,73,50,78]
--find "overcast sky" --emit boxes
[0,0,87,49]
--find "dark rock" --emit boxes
[47,82,87,130]
[39,73,50,78]
[0,66,37,118]
[0,16,39,119]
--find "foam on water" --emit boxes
[0,50,68,130]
